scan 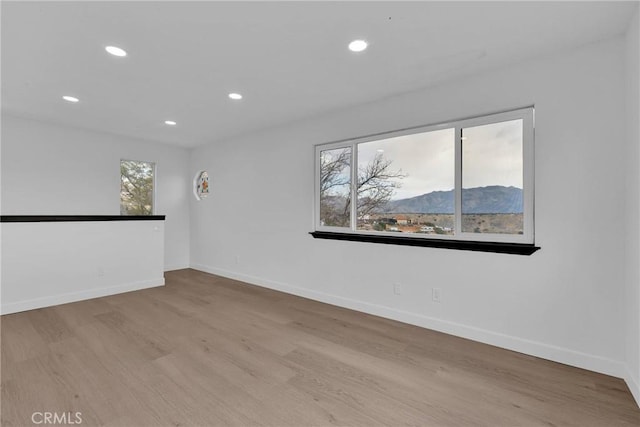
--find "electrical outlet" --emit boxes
[235,255,240,265]
[432,287,442,303]
[97,267,105,277]
[393,283,402,295]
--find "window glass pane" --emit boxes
[356,128,455,234]
[120,160,155,215]
[462,119,523,234]
[319,147,351,227]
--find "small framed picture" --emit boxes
[194,170,209,201]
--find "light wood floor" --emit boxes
[2,269,639,426]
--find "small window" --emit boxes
[120,159,155,215]
[319,146,352,228]
[313,107,535,249]
[462,119,524,235]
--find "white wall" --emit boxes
[1,220,165,314]
[190,37,630,379]
[625,6,640,405]
[1,115,191,270]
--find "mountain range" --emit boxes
[384,185,523,214]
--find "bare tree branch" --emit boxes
[319,150,405,226]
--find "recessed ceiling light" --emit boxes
[62,95,79,103]
[228,93,243,100]
[164,120,177,126]
[105,45,127,57]
[348,39,368,52]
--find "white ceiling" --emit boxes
[2,1,636,148]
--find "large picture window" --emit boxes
[120,159,155,215]
[314,107,535,250]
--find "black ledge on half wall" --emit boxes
[310,231,540,255]
[0,215,166,223]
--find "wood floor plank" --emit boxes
[1,313,49,368]
[25,308,75,344]
[2,268,639,426]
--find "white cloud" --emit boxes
[357,119,523,200]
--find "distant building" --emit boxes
[379,218,397,225]
[396,215,412,225]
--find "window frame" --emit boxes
[313,107,535,246]
[120,158,157,216]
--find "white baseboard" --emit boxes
[164,264,190,272]
[191,263,627,381]
[625,367,640,407]
[1,278,165,315]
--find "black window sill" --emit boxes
[310,231,540,255]
[1,215,166,223]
